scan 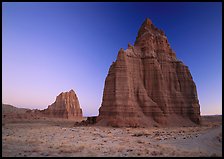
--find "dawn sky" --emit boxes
[2,2,222,116]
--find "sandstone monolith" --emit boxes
[42,89,83,119]
[96,18,200,127]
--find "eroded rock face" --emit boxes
[42,89,83,119]
[96,18,200,127]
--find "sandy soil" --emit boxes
[2,116,222,157]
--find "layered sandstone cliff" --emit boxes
[96,18,200,127]
[42,89,83,119]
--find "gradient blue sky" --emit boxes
[2,2,222,116]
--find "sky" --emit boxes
[2,2,222,116]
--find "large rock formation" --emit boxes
[42,89,83,119]
[96,18,200,127]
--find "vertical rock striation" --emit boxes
[42,89,83,119]
[97,18,200,127]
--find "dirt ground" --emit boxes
[2,116,222,157]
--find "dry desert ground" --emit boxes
[2,115,222,157]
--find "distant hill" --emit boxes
[2,104,30,114]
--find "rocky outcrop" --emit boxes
[96,18,201,127]
[74,116,97,126]
[42,89,83,119]
[2,104,43,121]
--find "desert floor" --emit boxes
[2,116,222,157]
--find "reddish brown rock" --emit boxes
[96,18,200,127]
[42,89,83,119]
[74,116,97,126]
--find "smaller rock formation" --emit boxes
[74,116,97,126]
[2,104,42,121]
[42,89,83,119]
